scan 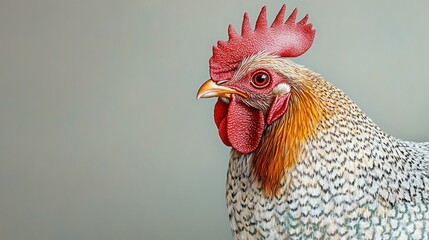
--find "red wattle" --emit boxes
[214,99,231,146]
[214,99,228,128]
[227,99,264,154]
[213,97,265,154]
[218,117,231,146]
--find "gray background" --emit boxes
[1,0,428,239]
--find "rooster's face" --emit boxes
[196,5,315,155]
[197,54,298,154]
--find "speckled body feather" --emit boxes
[226,74,429,239]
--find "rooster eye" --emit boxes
[251,71,270,88]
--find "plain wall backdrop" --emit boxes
[1,0,428,239]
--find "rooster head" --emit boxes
[197,5,316,155]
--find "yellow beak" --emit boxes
[196,79,248,99]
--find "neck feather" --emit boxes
[251,77,329,196]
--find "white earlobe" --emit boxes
[272,83,291,96]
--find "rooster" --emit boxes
[197,4,429,239]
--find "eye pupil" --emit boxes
[251,71,270,88]
[256,74,267,84]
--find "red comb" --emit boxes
[209,4,316,81]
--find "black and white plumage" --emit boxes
[225,58,429,239]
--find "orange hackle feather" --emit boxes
[252,78,328,196]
